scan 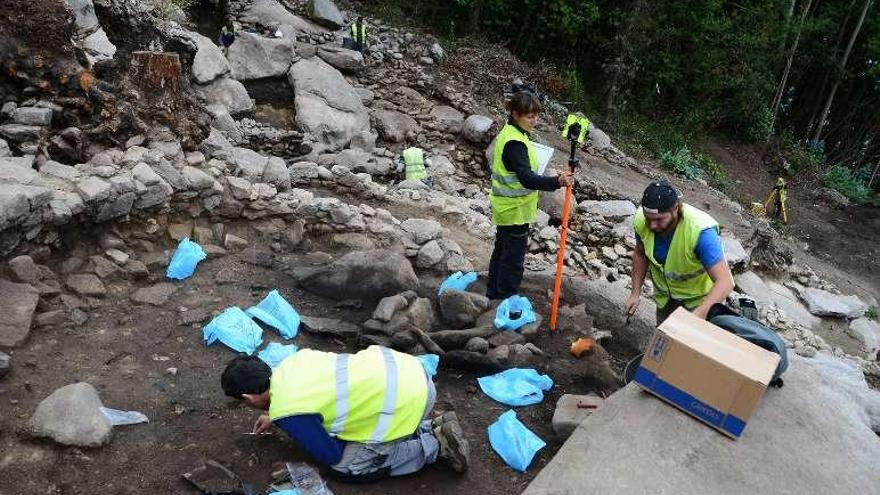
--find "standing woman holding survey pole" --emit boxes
[486,90,574,300]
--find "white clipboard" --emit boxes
[531,142,555,176]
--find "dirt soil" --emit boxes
[702,140,880,299]
[0,218,605,495]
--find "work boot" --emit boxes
[433,416,470,473]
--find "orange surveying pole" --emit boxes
[549,123,584,332]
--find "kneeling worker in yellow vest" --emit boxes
[624,181,734,323]
[221,346,469,481]
[395,146,433,187]
[487,91,574,299]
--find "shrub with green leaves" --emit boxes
[660,146,702,179]
[824,165,871,203]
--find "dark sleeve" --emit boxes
[274,414,345,466]
[501,141,561,192]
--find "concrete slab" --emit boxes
[524,354,880,495]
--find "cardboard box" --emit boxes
[633,307,780,439]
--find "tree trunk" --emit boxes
[811,0,873,143]
[468,0,483,34]
[606,0,647,117]
[869,160,880,189]
[771,0,812,128]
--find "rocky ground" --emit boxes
[0,0,878,494]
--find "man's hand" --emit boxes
[625,293,641,316]
[557,171,575,188]
[253,414,271,434]
[692,304,710,320]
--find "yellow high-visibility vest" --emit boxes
[403,147,428,181]
[268,346,429,444]
[633,203,720,309]
[489,123,539,225]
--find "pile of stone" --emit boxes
[0,102,57,156]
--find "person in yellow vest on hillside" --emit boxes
[221,346,469,481]
[350,16,367,53]
[395,146,433,187]
[625,181,735,323]
[486,90,574,300]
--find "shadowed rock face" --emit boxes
[298,249,419,302]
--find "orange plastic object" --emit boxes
[570,337,594,358]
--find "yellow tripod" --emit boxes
[751,177,789,224]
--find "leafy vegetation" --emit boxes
[824,165,873,203]
[867,305,878,321]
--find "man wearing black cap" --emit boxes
[625,180,734,323]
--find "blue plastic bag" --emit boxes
[488,410,546,472]
[438,271,478,295]
[258,342,299,368]
[166,237,207,280]
[245,290,301,339]
[203,307,263,355]
[494,295,537,331]
[417,354,440,377]
[268,491,300,495]
[477,368,553,406]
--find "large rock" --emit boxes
[578,200,637,219]
[306,0,345,29]
[288,57,369,151]
[80,28,116,65]
[721,233,750,270]
[850,318,880,357]
[587,126,612,149]
[301,315,360,337]
[400,218,442,244]
[317,45,364,72]
[372,109,419,143]
[0,280,40,347]
[228,32,296,81]
[65,274,106,297]
[461,115,494,143]
[430,105,464,133]
[524,353,880,495]
[240,0,327,35]
[800,288,867,319]
[521,272,656,352]
[29,382,112,447]
[298,250,419,301]
[538,188,572,222]
[67,0,100,37]
[187,30,230,84]
[131,283,178,305]
[230,147,269,182]
[199,77,255,116]
[735,272,820,329]
[13,107,53,127]
[439,289,491,328]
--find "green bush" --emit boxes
[695,152,727,188]
[866,305,878,321]
[747,106,774,144]
[660,146,702,179]
[824,165,871,203]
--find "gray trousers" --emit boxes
[330,379,439,479]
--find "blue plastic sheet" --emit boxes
[417,354,439,377]
[438,271,478,295]
[494,295,537,331]
[477,368,553,406]
[203,307,263,355]
[258,342,299,368]
[166,238,207,280]
[488,410,546,472]
[245,290,301,339]
[268,491,300,495]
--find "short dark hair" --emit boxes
[221,355,271,398]
[506,91,542,116]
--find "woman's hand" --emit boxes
[253,414,272,434]
[557,171,575,188]
[625,293,641,316]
